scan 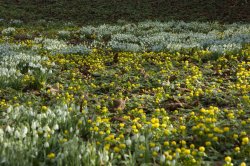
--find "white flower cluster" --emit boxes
[0,43,48,88]
[41,38,68,51]
[108,41,141,52]
[10,19,23,26]
[33,38,90,55]
[0,103,112,165]
[1,27,16,36]
[51,44,91,55]
[77,21,250,53]
[58,30,71,39]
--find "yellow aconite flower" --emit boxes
[152,151,158,157]
[242,137,249,145]
[180,125,186,131]
[224,156,231,163]
[184,149,191,155]
[234,147,240,152]
[175,148,181,153]
[199,146,205,152]
[114,146,120,153]
[119,123,125,128]
[190,144,195,149]
[164,141,169,146]
[149,142,156,148]
[205,141,211,146]
[223,127,230,132]
[47,153,56,159]
[171,141,177,146]
[119,143,126,149]
[233,134,238,139]
[41,106,48,112]
[240,162,246,166]
[104,144,110,150]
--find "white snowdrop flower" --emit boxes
[169,124,174,129]
[62,117,66,122]
[40,68,46,73]
[14,106,20,112]
[43,125,51,132]
[125,139,132,146]
[70,127,73,133]
[0,128,4,142]
[28,69,33,74]
[132,134,139,141]
[63,104,68,110]
[42,113,47,118]
[160,155,166,163]
[53,124,59,130]
[48,69,52,74]
[50,112,56,118]
[154,146,160,152]
[44,132,49,138]
[33,131,38,139]
[139,135,145,142]
[22,126,28,138]
[0,128,4,136]
[4,142,10,148]
[14,130,20,138]
[38,127,43,133]
[6,106,12,113]
[37,114,43,120]
[103,153,109,162]
[31,121,38,130]
[147,133,153,138]
[78,155,82,159]
[22,126,28,135]
[29,110,35,116]
[2,27,15,35]
[12,113,17,119]
[75,129,79,135]
[5,126,13,134]
[44,142,49,148]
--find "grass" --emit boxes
[0,0,250,25]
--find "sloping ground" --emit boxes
[0,0,249,24]
[0,20,250,165]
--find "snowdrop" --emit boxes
[44,142,49,148]
[31,121,38,130]
[51,44,90,55]
[139,135,146,142]
[0,128,4,142]
[42,38,67,51]
[76,21,249,53]
[58,30,71,39]
[160,155,166,163]
[125,139,132,146]
[2,27,15,36]
[5,126,13,134]
[14,130,21,139]
[22,127,28,138]
[53,124,59,130]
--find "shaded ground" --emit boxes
[0,0,249,25]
